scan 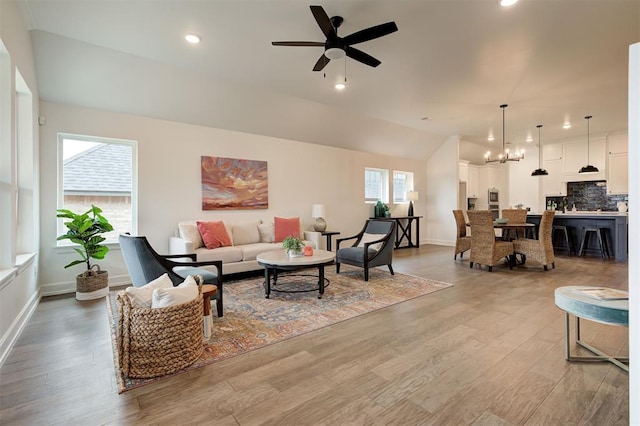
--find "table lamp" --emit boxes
[312,204,327,232]
[407,191,419,216]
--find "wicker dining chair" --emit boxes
[452,210,472,260]
[513,210,556,270]
[468,210,514,272]
[501,209,528,240]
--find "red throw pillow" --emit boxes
[274,217,301,243]
[196,221,232,249]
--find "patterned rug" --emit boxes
[107,265,453,393]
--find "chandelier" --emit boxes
[485,104,524,164]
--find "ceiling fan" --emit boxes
[272,5,398,72]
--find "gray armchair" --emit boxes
[118,233,224,316]
[335,219,396,281]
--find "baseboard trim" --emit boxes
[40,273,131,297]
[0,290,40,368]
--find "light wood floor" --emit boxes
[0,245,629,425]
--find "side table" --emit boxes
[202,284,218,339]
[554,286,628,372]
[321,231,340,251]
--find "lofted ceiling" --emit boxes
[21,0,640,162]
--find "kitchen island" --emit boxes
[527,212,628,262]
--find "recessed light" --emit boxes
[335,82,346,90]
[563,122,572,129]
[500,0,518,6]
[526,135,533,142]
[185,34,201,44]
[488,135,495,141]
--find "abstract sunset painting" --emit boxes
[201,156,268,210]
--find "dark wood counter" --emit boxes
[527,213,628,262]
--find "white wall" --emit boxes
[628,42,638,426]
[38,101,428,294]
[0,0,41,366]
[506,148,541,211]
[425,136,459,246]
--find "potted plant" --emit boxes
[57,205,113,300]
[282,235,304,257]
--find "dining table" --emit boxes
[466,221,537,240]
[492,222,537,240]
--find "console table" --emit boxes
[370,216,422,249]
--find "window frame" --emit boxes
[56,133,138,246]
[364,167,389,203]
[393,170,415,203]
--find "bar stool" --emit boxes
[578,227,610,260]
[552,225,573,255]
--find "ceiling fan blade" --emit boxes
[272,41,325,47]
[312,54,330,71]
[310,5,336,40]
[345,46,381,67]
[342,22,398,45]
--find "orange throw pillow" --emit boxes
[274,217,301,243]
[197,221,232,249]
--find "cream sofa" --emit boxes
[168,219,321,275]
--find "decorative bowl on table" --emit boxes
[495,218,509,224]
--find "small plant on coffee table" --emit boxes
[282,236,304,256]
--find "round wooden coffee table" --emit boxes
[257,250,335,299]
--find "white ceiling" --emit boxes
[21,0,640,162]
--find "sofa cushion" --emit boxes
[241,243,284,261]
[178,223,204,249]
[151,275,199,309]
[197,220,232,249]
[231,221,261,246]
[274,217,301,242]
[195,246,243,264]
[258,223,275,243]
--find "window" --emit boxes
[364,167,389,203]
[57,133,137,244]
[393,170,414,203]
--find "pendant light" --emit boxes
[485,104,524,163]
[531,124,548,176]
[579,115,599,174]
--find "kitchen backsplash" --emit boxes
[546,181,628,211]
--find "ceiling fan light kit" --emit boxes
[579,115,599,174]
[485,104,524,164]
[272,5,398,72]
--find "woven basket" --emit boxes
[77,265,108,293]
[116,276,204,378]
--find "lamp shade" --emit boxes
[407,191,419,202]
[311,204,326,218]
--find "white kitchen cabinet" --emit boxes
[543,143,563,161]
[563,136,606,181]
[608,133,628,154]
[458,161,469,183]
[607,152,628,194]
[542,159,566,195]
[467,165,479,198]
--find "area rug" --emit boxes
[107,265,452,393]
